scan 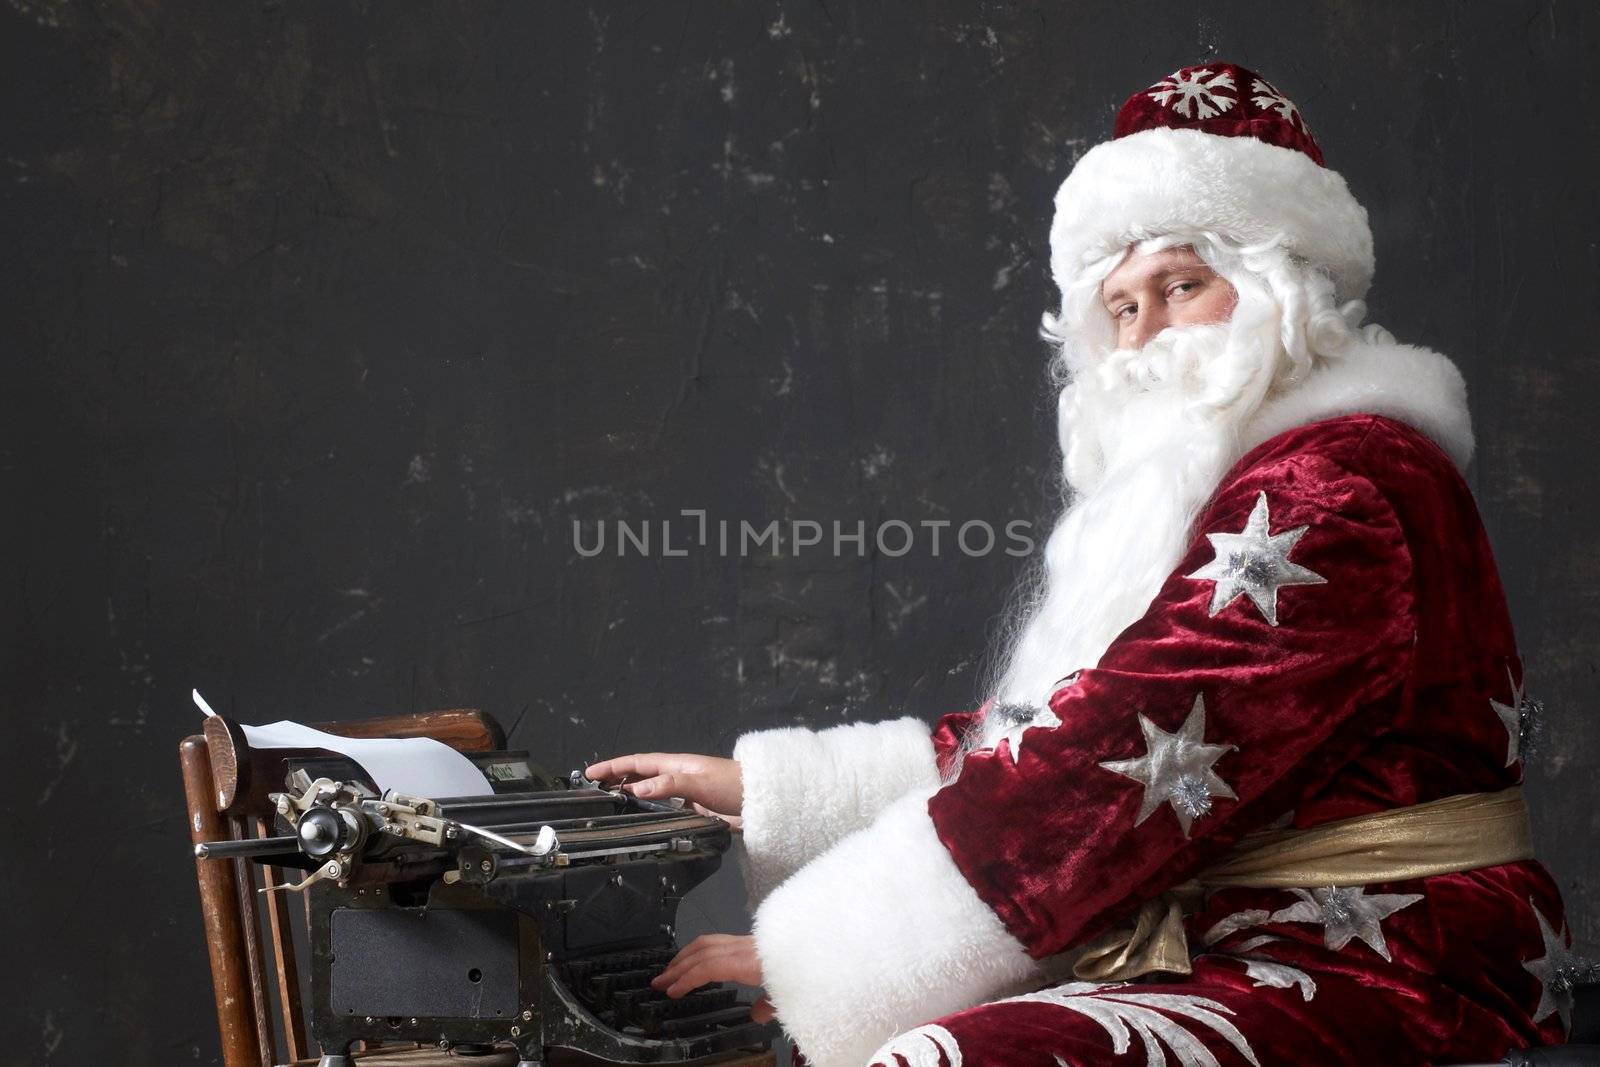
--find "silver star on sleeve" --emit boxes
[988,674,1083,764]
[1097,693,1237,837]
[994,702,1061,765]
[1266,885,1423,962]
[1187,490,1327,626]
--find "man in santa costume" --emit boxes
[589,63,1578,1065]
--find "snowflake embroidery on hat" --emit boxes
[1250,77,1306,129]
[1147,67,1237,119]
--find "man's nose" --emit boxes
[1127,305,1169,350]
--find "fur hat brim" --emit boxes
[1048,127,1374,304]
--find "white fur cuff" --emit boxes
[734,717,940,905]
[753,788,1043,1067]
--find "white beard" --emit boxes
[985,315,1281,722]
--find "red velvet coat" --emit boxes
[894,413,1568,1065]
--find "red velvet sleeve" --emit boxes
[930,705,986,778]
[926,446,1419,958]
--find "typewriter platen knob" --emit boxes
[298,806,359,858]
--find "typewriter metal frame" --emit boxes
[181,710,776,1067]
[294,811,766,1065]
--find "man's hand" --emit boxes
[651,933,774,1023]
[584,752,743,820]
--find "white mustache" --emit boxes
[1096,322,1233,395]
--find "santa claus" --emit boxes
[588,63,1578,1065]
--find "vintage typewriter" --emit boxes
[196,742,776,1067]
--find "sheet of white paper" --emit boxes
[193,689,491,799]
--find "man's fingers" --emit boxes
[629,772,686,798]
[652,935,717,982]
[585,753,696,784]
[654,953,718,995]
[750,995,775,1023]
[585,753,658,782]
[608,774,682,802]
[652,936,741,991]
[654,934,734,977]
[660,962,713,999]
[617,770,712,806]
[660,955,743,998]
[646,932,761,1000]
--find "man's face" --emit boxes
[1100,245,1239,350]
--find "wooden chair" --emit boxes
[177,709,774,1067]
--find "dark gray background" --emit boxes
[3,2,1595,1064]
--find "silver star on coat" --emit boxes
[1523,898,1581,1032]
[1490,664,1537,768]
[1098,693,1237,837]
[1267,886,1423,962]
[992,701,1061,765]
[1187,491,1327,626]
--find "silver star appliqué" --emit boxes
[1523,897,1583,1033]
[1267,886,1423,962]
[1187,491,1327,626]
[986,675,1081,765]
[1097,694,1237,837]
[991,701,1062,765]
[1490,663,1542,768]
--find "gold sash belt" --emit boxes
[1071,786,1535,982]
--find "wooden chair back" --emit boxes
[178,708,505,1067]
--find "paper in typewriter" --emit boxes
[193,689,492,798]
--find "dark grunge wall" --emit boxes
[4,2,1596,1063]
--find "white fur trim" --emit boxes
[734,718,940,905]
[1241,337,1475,471]
[1050,127,1374,303]
[754,788,1043,1067]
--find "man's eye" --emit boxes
[1168,281,1199,297]
[1114,303,1137,319]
